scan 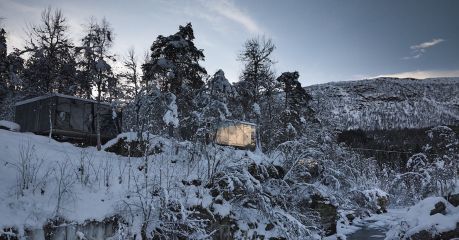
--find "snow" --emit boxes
[0,129,271,237]
[213,201,231,217]
[362,188,388,210]
[385,197,459,239]
[330,208,407,240]
[14,93,111,106]
[0,120,20,131]
[0,130,123,230]
[252,103,261,115]
[163,94,179,127]
[76,231,86,239]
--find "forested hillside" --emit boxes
[307,77,459,130]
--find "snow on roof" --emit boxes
[15,93,111,106]
[221,119,257,126]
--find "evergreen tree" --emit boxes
[0,27,8,99]
[6,50,24,91]
[194,70,234,142]
[276,71,312,142]
[142,23,207,139]
[277,71,311,113]
[0,25,25,120]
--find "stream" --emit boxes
[347,219,388,240]
[345,209,406,240]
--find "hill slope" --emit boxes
[306,77,459,130]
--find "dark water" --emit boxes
[347,220,387,240]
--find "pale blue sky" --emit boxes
[1,0,458,85]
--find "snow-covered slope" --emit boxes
[0,130,125,229]
[306,77,459,130]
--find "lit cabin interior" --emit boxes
[214,121,256,150]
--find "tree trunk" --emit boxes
[96,79,102,151]
[141,222,148,240]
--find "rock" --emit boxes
[430,201,446,215]
[188,205,215,222]
[210,216,238,240]
[346,213,355,224]
[105,137,162,157]
[242,198,258,209]
[376,195,389,213]
[265,223,275,231]
[446,193,459,207]
[248,222,257,229]
[210,188,220,197]
[410,222,459,240]
[248,163,285,182]
[267,165,285,179]
[182,179,202,186]
[349,189,389,214]
[349,190,367,208]
[248,163,270,181]
[310,194,337,236]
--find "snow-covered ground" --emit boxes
[385,197,459,239]
[0,126,457,239]
[330,196,459,240]
[0,129,127,229]
[0,129,270,238]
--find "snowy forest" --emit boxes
[0,6,459,240]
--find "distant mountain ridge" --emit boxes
[306,77,459,130]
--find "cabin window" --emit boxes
[215,121,256,149]
[57,110,70,128]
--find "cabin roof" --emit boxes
[219,119,257,126]
[15,93,112,107]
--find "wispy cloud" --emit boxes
[403,38,445,60]
[201,0,261,33]
[178,0,262,34]
[373,69,459,79]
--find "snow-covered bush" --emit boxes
[0,120,20,131]
[272,125,389,226]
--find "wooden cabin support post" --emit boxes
[48,106,53,142]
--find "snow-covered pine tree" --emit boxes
[0,25,25,120]
[276,71,312,142]
[142,23,207,140]
[194,69,234,143]
[0,27,8,100]
[6,50,24,93]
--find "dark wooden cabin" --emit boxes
[15,94,121,143]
